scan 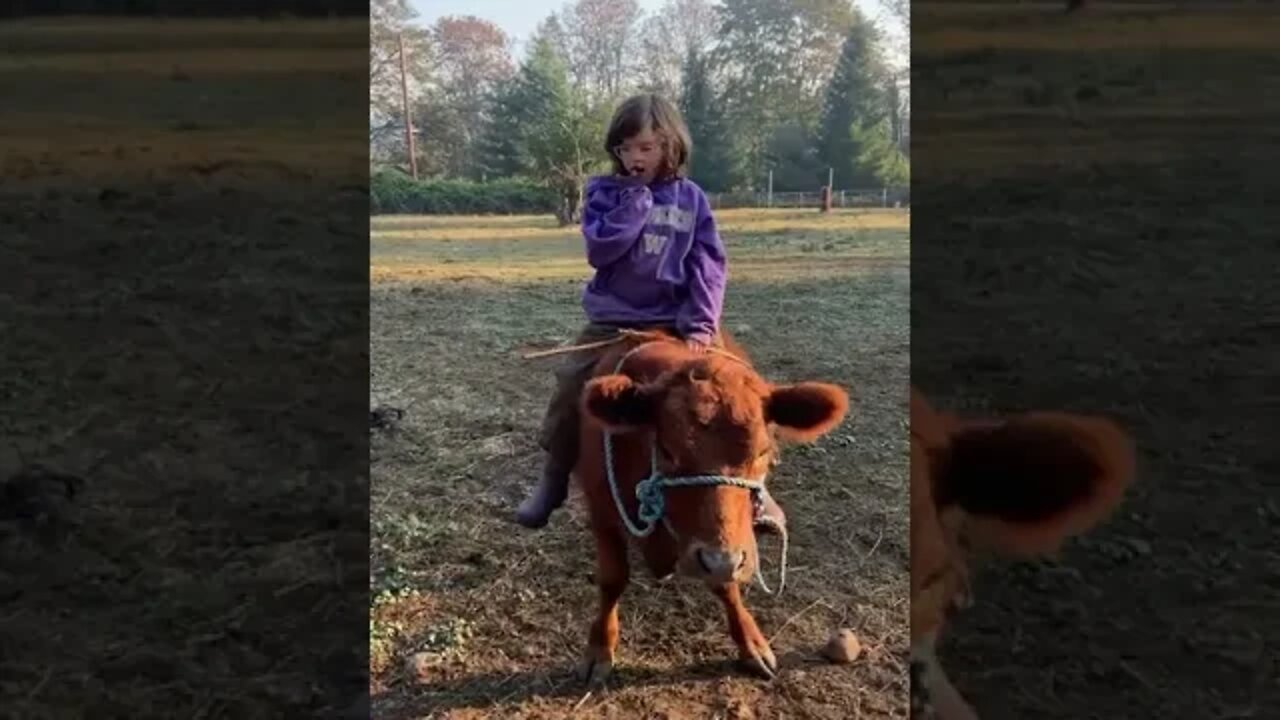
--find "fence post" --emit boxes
[882,187,888,207]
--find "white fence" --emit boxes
[707,187,909,210]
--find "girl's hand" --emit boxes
[685,338,710,354]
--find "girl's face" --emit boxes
[613,126,663,184]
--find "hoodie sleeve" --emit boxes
[676,189,727,345]
[581,182,652,269]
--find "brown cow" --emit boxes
[574,330,849,683]
[909,387,1136,720]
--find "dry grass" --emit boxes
[370,209,911,718]
[913,3,1280,718]
[371,210,908,284]
[1,19,368,717]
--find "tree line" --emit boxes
[372,0,909,222]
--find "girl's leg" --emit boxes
[517,360,588,528]
[516,324,618,528]
[516,455,576,528]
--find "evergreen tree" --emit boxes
[765,123,823,191]
[678,48,741,193]
[851,117,908,187]
[475,22,573,182]
[817,11,890,188]
[473,23,600,222]
[475,78,529,179]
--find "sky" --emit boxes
[410,0,907,68]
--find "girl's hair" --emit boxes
[604,93,692,180]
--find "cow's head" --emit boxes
[582,354,848,586]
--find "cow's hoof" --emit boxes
[738,642,778,680]
[577,653,614,686]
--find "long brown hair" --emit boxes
[604,93,692,180]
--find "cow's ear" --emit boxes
[766,382,850,442]
[939,412,1136,556]
[581,374,662,432]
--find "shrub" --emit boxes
[370,171,557,215]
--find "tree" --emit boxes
[880,0,908,32]
[561,0,644,97]
[533,97,612,225]
[475,77,532,179]
[475,16,570,180]
[422,16,515,178]
[714,0,854,187]
[851,117,908,187]
[369,0,431,167]
[636,0,718,98]
[766,122,824,191]
[885,72,909,155]
[679,48,740,193]
[481,26,604,224]
[816,12,891,188]
[539,11,574,69]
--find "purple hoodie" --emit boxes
[579,174,726,345]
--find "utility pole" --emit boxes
[767,170,773,208]
[398,31,418,180]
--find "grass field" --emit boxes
[369,208,911,718]
[913,2,1280,718]
[1,19,368,716]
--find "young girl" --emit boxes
[515,93,785,534]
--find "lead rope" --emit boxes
[752,512,789,597]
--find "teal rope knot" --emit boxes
[634,475,666,528]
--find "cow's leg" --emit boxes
[910,630,978,720]
[713,583,777,679]
[578,526,629,685]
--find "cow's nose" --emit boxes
[696,547,747,583]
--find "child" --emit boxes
[515,93,786,535]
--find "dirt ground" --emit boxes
[1,19,370,716]
[912,3,1280,718]
[369,209,911,718]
